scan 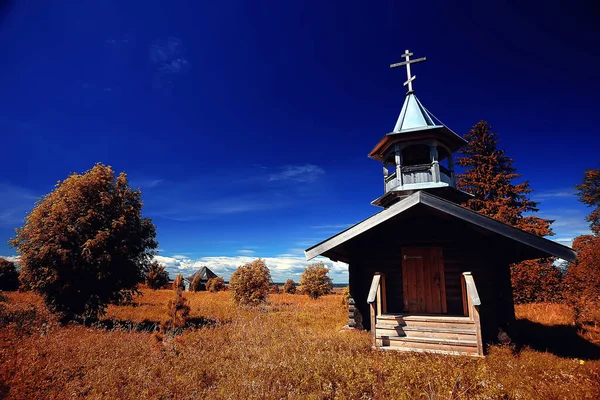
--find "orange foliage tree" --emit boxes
[146,261,170,289]
[9,164,157,322]
[206,277,225,292]
[575,166,600,234]
[457,121,557,303]
[283,279,296,294]
[229,259,271,306]
[299,263,333,299]
[565,166,600,323]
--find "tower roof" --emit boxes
[393,93,441,133]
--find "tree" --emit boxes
[0,258,19,291]
[299,263,333,299]
[9,164,157,322]
[457,121,553,236]
[173,274,185,291]
[283,279,296,294]
[189,274,205,292]
[564,235,600,323]
[206,277,225,292]
[457,121,558,302]
[270,284,280,294]
[146,261,170,290]
[510,259,564,304]
[575,166,600,234]
[229,259,271,306]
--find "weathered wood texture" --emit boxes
[402,247,446,314]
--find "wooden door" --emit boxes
[402,247,447,314]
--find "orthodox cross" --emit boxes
[390,49,426,93]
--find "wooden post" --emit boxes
[380,273,387,314]
[370,302,376,346]
[394,144,403,188]
[463,272,484,356]
[430,145,440,183]
[461,273,468,317]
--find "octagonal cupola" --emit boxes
[369,50,471,208]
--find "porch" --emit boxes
[367,271,483,356]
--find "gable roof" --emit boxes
[187,266,218,281]
[305,191,576,263]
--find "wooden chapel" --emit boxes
[304,50,576,356]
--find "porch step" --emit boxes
[377,345,481,357]
[376,335,479,355]
[377,314,475,331]
[375,324,475,335]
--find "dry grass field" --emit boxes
[1,290,600,399]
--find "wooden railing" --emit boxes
[462,272,484,355]
[367,272,386,346]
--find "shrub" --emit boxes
[270,284,280,294]
[299,263,333,299]
[146,261,170,290]
[564,235,600,324]
[229,259,271,306]
[162,286,190,332]
[510,258,564,304]
[9,164,158,322]
[341,286,350,306]
[173,274,185,291]
[189,274,205,292]
[206,277,225,292]
[0,258,20,291]
[283,279,296,294]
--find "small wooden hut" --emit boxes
[305,50,576,356]
[184,266,218,291]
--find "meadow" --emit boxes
[1,290,599,399]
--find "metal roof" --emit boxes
[393,93,440,133]
[305,191,577,263]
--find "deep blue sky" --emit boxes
[0,1,598,282]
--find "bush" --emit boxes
[0,258,19,291]
[189,274,205,292]
[206,277,225,292]
[299,263,333,299]
[162,286,190,333]
[229,259,271,306]
[173,274,185,291]
[564,235,600,324]
[9,164,158,322]
[283,279,296,294]
[270,284,280,294]
[146,261,170,290]
[341,286,350,306]
[510,258,564,304]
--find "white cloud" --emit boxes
[533,189,575,200]
[0,255,20,263]
[269,164,325,183]
[152,254,348,283]
[236,249,255,255]
[0,183,39,226]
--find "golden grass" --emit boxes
[1,291,600,399]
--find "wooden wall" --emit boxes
[348,242,516,345]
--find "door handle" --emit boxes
[403,255,423,260]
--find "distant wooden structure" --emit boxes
[184,266,218,291]
[305,50,576,356]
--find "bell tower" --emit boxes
[369,50,471,208]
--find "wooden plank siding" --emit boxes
[349,241,517,348]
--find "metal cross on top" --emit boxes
[390,49,426,93]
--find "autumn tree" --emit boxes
[299,263,333,299]
[146,261,170,289]
[173,274,185,291]
[9,164,157,322]
[457,121,557,302]
[206,277,225,292]
[0,258,19,291]
[575,166,600,234]
[189,274,205,292]
[565,167,600,323]
[283,279,296,294]
[229,259,271,306]
[564,235,600,323]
